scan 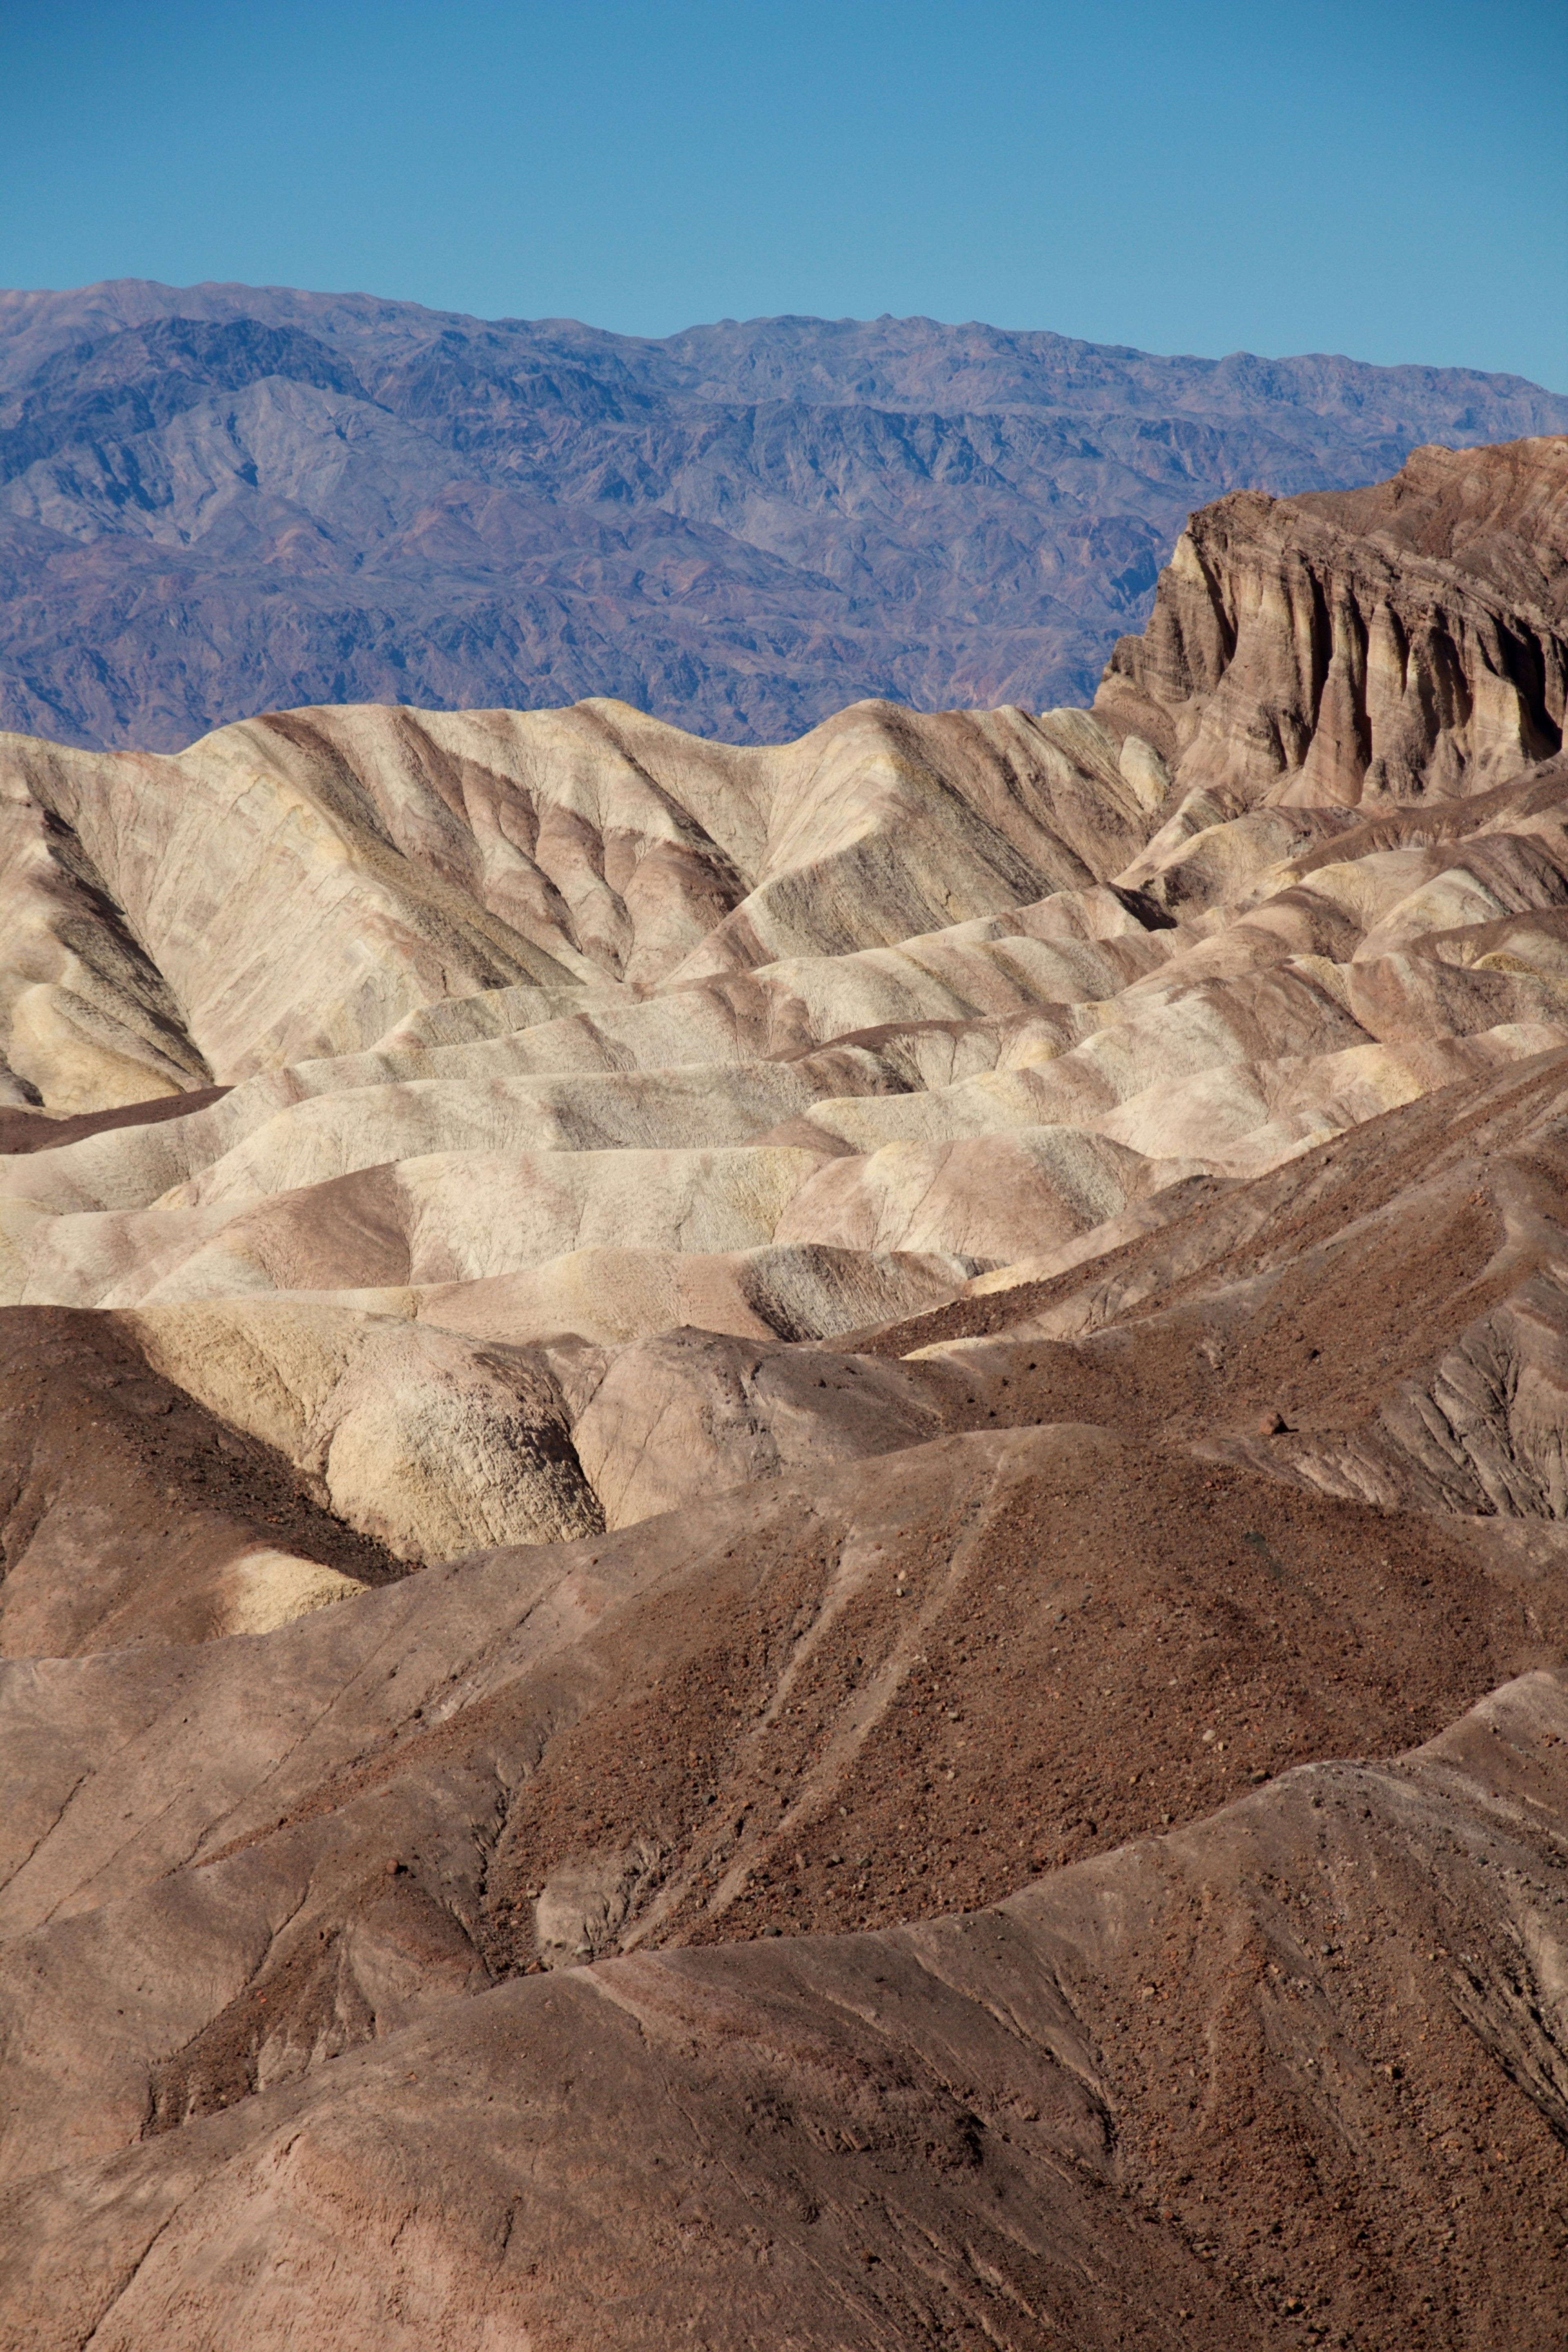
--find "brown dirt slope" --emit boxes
[2,1666,1565,2351]
[0,1306,403,1653]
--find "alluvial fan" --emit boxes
[1,434,1567,2350]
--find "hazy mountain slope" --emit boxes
[2,280,1565,751]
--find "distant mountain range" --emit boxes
[1,278,1565,751]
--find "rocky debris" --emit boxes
[4,436,1568,2343]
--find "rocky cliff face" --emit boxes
[7,436,1568,2349]
[1098,434,1568,804]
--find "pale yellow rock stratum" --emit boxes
[124,1302,604,1562]
[0,697,1157,1111]
[214,1547,369,1639]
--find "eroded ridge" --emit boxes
[2,434,1568,2348]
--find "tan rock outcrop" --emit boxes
[1098,434,1568,805]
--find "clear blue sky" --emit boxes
[4,0,1565,388]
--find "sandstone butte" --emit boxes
[0,432,1567,2349]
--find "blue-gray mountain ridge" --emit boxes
[1,277,1565,750]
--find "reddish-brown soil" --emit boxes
[466,1437,1551,1957]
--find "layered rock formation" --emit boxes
[1098,434,1568,803]
[4,436,1568,2348]
[4,281,1567,751]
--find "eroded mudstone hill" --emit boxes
[2,434,1568,2350]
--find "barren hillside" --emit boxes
[2,436,1568,2349]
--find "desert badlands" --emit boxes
[0,432,1567,2346]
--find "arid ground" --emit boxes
[2,434,1567,2348]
